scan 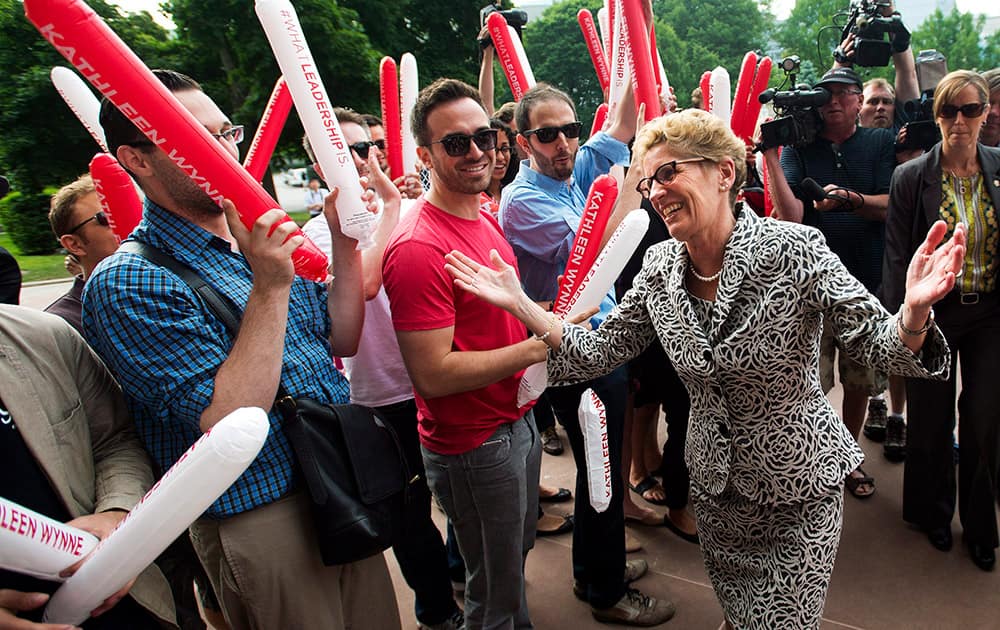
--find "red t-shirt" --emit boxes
[383,199,533,454]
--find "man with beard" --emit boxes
[382,78,548,629]
[82,70,399,630]
[498,83,676,626]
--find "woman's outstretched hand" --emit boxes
[445,249,525,312]
[904,220,966,309]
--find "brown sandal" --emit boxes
[845,467,875,499]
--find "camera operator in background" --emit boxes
[762,66,896,501]
[981,69,1000,148]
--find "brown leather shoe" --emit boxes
[591,588,676,626]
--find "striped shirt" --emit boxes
[941,172,999,294]
[82,201,350,518]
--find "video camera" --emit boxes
[897,50,948,152]
[837,0,910,67]
[757,57,830,150]
[480,4,529,37]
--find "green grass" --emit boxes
[0,233,70,284]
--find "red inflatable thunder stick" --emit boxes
[243,76,292,181]
[24,0,329,282]
[379,57,404,181]
[487,12,533,101]
[89,153,142,240]
[618,0,660,122]
[699,71,712,111]
[729,53,773,144]
[589,102,609,137]
[578,9,610,94]
[552,175,618,315]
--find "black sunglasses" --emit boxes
[521,122,583,144]
[372,139,386,151]
[66,210,110,235]
[939,102,987,119]
[428,129,499,157]
[349,141,378,160]
[636,158,707,198]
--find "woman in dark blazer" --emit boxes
[446,109,965,629]
[882,70,1000,572]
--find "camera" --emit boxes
[757,57,829,150]
[837,0,910,67]
[480,4,529,36]
[897,50,947,152]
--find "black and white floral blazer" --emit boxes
[550,207,950,506]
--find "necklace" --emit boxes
[688,262,722,283]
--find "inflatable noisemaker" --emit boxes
[50,66,107,151]
[487,12,534,101]
[89,153,142,240]
[607,0,631,119]
[699,71,712,111]
[379,57,404,180]
[597,6,610,67]
[619,0,660,121]
[256,0,379,250]
[399,53,419,176]
[730,52,758,143]
[590,102,609,137]
[0,497,99,582]
[709,66,732,125]
[578,9,610,93]
[243,76,293,181]
[43,407,270,625]
[742,56,773,141]
[579,389,611,513]
[26,0,330,281]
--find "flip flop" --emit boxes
[663,514,700,544]
[628,476,669,506]
[845,466,876,499]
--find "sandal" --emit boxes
[845,466,875,499]
[628,476,669,506]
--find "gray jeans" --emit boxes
[422,414,541,630]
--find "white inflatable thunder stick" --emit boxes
[0,498,98,582]
[607,0,631,118]
[709,66,732,125]
[579,389,611,513]
[399,53,419,176]
[43,407,270,625]
[255,0,378,249]
[50,66,108,151]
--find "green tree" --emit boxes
[772,0,845,77]
[911,9,988,73]
[522,0,606,128]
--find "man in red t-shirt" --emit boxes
[382,78,549,629]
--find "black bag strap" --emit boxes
[118,240,292,401]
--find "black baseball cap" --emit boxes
[814,67,863,90]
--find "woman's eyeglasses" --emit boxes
[636,158,708,198]
[521,122,583,144]
[66,210,110,235]
[428,129,499,157]
[939,102,987,119]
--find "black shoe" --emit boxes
[863,397,887,442]
[927,526,953,551]
[883,415,906,462]
[537,514,574,537]
[968,543,996,572]
[540,426,564,455]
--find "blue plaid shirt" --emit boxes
[498,132,630,326]
[82,201,350,518]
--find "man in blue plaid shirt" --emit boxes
[82,70,400,630]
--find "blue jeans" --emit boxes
[422,415,541,630]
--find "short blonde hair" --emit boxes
[933,70,988,119]
[633,109,746,205]
[49,174,95,237]
[863,77,895,98]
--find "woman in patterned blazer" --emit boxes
[445,109,965,630]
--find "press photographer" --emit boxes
[762,65,897,500]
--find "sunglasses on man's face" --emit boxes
[939,102,987,119]
[372,139,386,151]
[521,121,583,144]
[428,128,499,157]
[66,210,110,235]
[349,141,378,160]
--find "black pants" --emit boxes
[903,291,1000,548]
[548,367,627,609]
[376,398,460,625]
[631,340,692,510]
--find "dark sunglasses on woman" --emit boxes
[939,103,987,119]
